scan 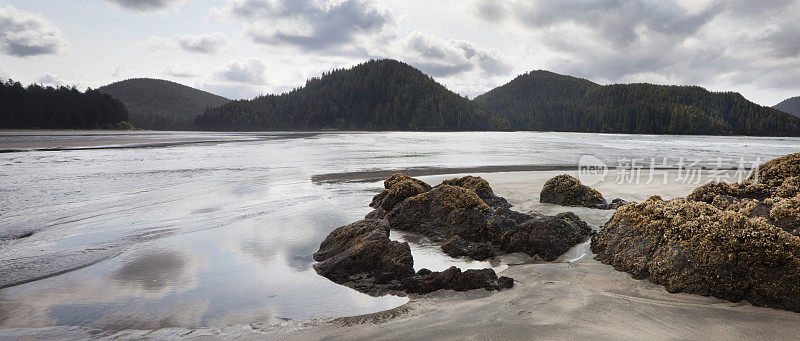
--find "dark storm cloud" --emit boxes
[222,0,394,52]
[0,5,66,57]
[104,0,185,11]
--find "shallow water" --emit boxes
[1,131,799,331]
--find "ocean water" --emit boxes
[1,131,799,331]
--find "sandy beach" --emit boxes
[6,254,800,340]
[5,168,800,340]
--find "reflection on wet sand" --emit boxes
[3,132,800,335]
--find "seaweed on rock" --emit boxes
[314,173,592,295]
[593,153,800,312]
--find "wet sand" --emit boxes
[6,257,799,340]
[0,130,317,151]
[5,169,800,339]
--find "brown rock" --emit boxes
[592,195,800,312]
[540,174,609,209]
[405,266,514,294]
[313,219,414,288]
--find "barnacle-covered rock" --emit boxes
[386,185,492,242]
[442,175,510,208]
[753,153,800,189]
[405,266,513,294]
[441,235,495,261]
[313,219,414,293]
[687,181,769,203]
[500,212,592,261]
[368,173,432,217]
[387,182,591,260]
[540,174,624,209]
[592,196,800,312]
[771,195,800,235]
[315,174,593,296]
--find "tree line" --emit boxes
[0,79,131,129]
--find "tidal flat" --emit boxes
[2,131,800,339]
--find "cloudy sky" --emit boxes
[1,0,798,105]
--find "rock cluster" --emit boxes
[540,174,627,209]
[384,176,591,262]
[687,153,800,235]
[592,153,800,312]
[315,174,592,295]
[313,219,512,296]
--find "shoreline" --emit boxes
[5,256,800,340]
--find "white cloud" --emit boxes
[104,0,188,12]
[144,36,173,51]
[214,58,269,84]
[35,73,66,87]
[112,64,130,78]
[164,61,203,78]
[0,5,68,57]
[175,33,228,54]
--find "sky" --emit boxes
[1,0,798,106]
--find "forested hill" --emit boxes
[0,79,130,129]
[474,71,800,136]
[774,96,800,117]
[195,59,491,131]
[98,78,229,130]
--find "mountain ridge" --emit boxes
[474,70,800,136]
[774,96,800,117]
[195,59,491,131]
[98,78,229,130]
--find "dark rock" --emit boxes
[405,266,514,294]
[540,174,612,209]
[592,195,800,312]
[314,173,594,296]
[754,153,800,189]
[313,219,414,288]
[687,181,770,203]
[386,184,492,243]
[370,174,432,213]
[498,212,592,261]
[441,235,495,261]
[441,175,511,208]
[387,182,591,261]
[608,198,629,209]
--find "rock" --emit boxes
[441,235,495,261]
[386,184,492,243]
[686,153,800,236]
[753,153,800,188]
[369,174,432,216]
[770,195,800,235]
[405,266,514,294]
[687,181,769,203]
[315,174,592,296]
[442,175,510,208]
[313,219,414,291]
[592,195,800,312]
[387,181,591,261]
[498,212,592,261]
[608,198,629,209]
[540,174,612,209]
